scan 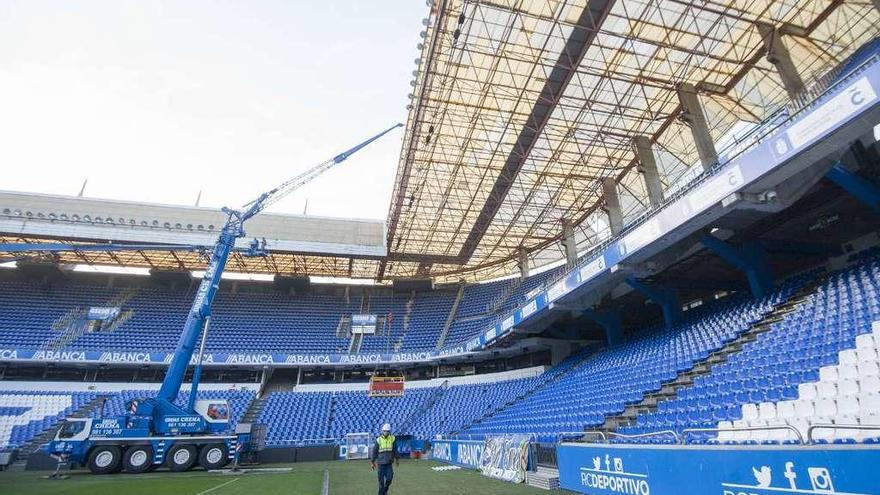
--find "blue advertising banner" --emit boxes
[557,443,880,495]
[431,439,484,469]
[0,348,448,367]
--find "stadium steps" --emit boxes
[601,276,826,432]
[459,349,596,432]
[8,394,111,470]
[435,284,465,349]
[526,466,560,491]
[399,381,449,434]
[241,396,267,424]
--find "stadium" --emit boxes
[1,0,880,494]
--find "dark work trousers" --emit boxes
[377,463,394,495]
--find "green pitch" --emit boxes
[0,460,562,495]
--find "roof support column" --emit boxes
[562,219,578,268]
[582,308,623,347]
[625,277,681,329]
[602,178,624,236]
[633,135,664,208]
[677,83,718,171]
[700,233,774,299]
[518,247,530,281]
[758,24,805,99]
[826,162,880,213]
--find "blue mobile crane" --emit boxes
[35,123,402,474]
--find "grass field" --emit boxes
[0,459,560,495]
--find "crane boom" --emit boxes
[156,123,402,403]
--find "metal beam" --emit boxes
[453,0,616,264]
[700,234,774,299]
[676,83,718,170]
[633,135,664,208]
[625,277,681,329]
[825,162,880,213]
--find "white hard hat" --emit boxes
[382,423,392,431]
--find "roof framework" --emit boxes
[385,0,880,282]
[1,236,383,280]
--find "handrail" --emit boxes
[806,423,880,444]
[681,425,804,445]
[608,430,680,443]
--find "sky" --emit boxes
[0,0,426,221]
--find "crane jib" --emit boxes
[155,123,401,403]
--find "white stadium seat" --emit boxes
[857,347,879,363]
[838,379,860,397]
[815,398,838,417]
[776,400,796,420]
[861,375,880,394]
[839,364,859,381]
[820,366,839,382]
[787,417,809,440]
[833,415,860,440]
[798,383,817,400]
[860,361,880,379]
[748,419,769,442]
[837,396,860,416]
[732,420,750,442]
[758,402,777,421]
[817,381,837,399]
[860,393,880,415]
[717,421,734,442]
[840,349,859,365]
[856,333,875,350]
[742,403,759,421]
[794,400,815,418]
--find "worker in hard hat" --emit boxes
[370,423,399,495]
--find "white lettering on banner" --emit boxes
[720,462,870,495]
[484,327,498,342]
[501,316,514,331]
[579,457,650,495]
[32,351,86,361]
[433,443,452,462]
[547,280,567,302]
[392,352,432,362]
[687,165,744,216]
[100,352,151,362]
[622,219,662,257]
[579,256,606,283]
[458,444,483,467]
[0,350,17,360]
[225,354,274,364]
[521,299,538,318]
[338,354,381,364]
[284,355,330,365]
[188,354,214,365]
[787,77,877,149]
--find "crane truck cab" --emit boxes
[45,398,240,474]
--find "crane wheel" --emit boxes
[87,445,122,475]
[199,443,229,470]
[166,444,197,472]
[123,445,154,473]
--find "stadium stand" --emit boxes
[620,250,880,444]
[460,272,815,440]
[0,391,99,449]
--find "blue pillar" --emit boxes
[582,308,624,347]
[625,277,681,329]
[700,234,774,299]
[825,162,880,213]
